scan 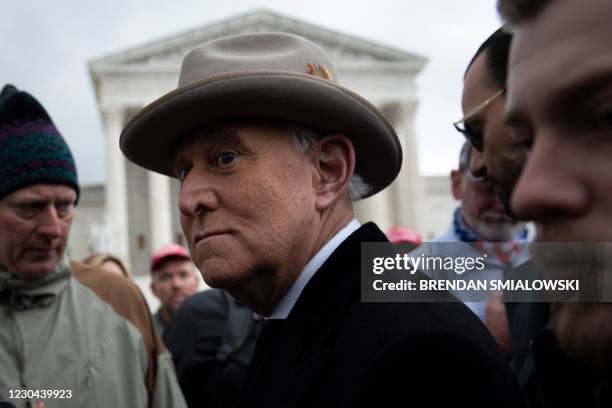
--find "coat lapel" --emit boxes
[239,223,388,407]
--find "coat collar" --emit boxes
[239,223,388,407]
[269,219,361,319]
[287,222,387,324]
[0,258,71,312]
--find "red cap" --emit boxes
[151,244,190,271]
[386,226,422,245]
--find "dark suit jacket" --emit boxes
[164,289,261,408]
[237,223,527,407]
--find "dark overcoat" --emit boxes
[237,223,527,407]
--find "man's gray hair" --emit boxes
[282,122,372,201]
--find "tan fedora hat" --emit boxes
[120,32,402,198]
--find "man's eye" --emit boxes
[466,125,483,140]
[56,202,73,217]
[178,164,192,181]
[17,204,39,217]
[215,152,237,167]
[463,123,484,151]
[508,127,533,148]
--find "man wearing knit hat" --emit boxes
[121,33,526,407]
[0,85,186,408]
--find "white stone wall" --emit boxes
[67,184,105,260]
[421,175,457,240]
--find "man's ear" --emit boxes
[451,170,462,200]
[311,134,355,211]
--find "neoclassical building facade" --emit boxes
[78,10,454,276]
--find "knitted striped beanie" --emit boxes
[0,84,79,201]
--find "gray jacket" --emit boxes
[0,260,187,408]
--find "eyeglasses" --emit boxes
[453,89,504,152]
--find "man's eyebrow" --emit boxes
[544,69,612,119]
[205,127,245,147]
[177,127,245,152]
[464,116,483,128]
[10,196,75,207]
[505,67,612,127]
[172,127,246,169]
[10,196,47,205]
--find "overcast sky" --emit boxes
[2,0,501,185]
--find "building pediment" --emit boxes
[90,9,426,73]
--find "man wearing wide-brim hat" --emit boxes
[121,32,527,407]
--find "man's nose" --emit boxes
[178,170,219,217]
[37,206,62,239]
[171,274,183,289]
[511,136,588,223]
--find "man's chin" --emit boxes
[14,259,59,281]
[473,223,521,242]
[555,303,612,373]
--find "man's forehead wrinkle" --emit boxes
[7,187,76,202]
[554,67,612,109]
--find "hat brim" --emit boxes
[120,71,402,199]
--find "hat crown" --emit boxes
[151,244,190,270]
[121,32,402,198]
[0,84,18,101]
[179,32,337,87]
[0,84,79,201]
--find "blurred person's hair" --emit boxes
[497,0,553,24]
[82,252,132,279]
[465,27,513,90]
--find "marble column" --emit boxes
[354,185,394,232]
[147,172,173,252]
[391,101,426,234]
[102,107,131,270]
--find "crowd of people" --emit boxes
[1,0,611,406]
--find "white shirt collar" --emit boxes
[267,218,361,319]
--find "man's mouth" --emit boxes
[193,229,233,245]
[481,213,514,224]
[24,247,56,260]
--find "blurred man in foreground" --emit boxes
[498,0,612,405]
